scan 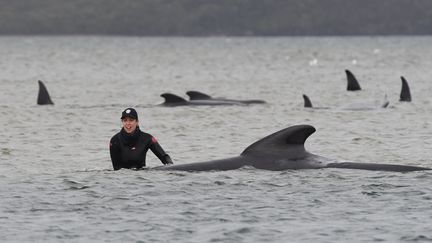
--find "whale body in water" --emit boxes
[302,94,389,110]
[160,93,245,106]
[186,91,266,104]
[155,125,430,172]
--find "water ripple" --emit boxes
[2,36,432,242]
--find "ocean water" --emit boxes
[1,36,432,242]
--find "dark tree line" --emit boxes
[1,0,432,36]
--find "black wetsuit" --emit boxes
[109,127,172,170]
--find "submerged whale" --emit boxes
[37,80,54,105]
[155,125,430,172]
[303,94,321,109]
[186,91,266,104]
[346,69,361,91]
[400,76,411,102]
[160,93,244,106]
[302,94,389,110]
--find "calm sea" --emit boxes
[1,36,432,242]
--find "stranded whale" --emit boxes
[37,80,54,105]
[302,94,389,110]
[304,75,412,109]
[160,93,244,106]
[186,91,266,104]
[346,69,361,91]
[155,125,430,172]
[400,76,412,102]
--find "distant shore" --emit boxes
[1,0,432,36]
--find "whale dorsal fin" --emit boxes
[241,125,316,155]
[302,94,313,108]
[400,76,411,102]
[186,91,212,100]
[345,69,361,91]
[160,93,187,103]
[37,80,54,105]
[381,94,390,108]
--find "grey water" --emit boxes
[1,36,432,242]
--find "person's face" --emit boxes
[122,117,138,134]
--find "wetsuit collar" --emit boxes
[120,126,141,146]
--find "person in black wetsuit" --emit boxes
[109,108,173,170]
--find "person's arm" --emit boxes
[149,137,173,165]
[109,136,122,170]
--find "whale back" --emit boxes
[160,93,187,104]
[241,125,316,156]
[186,91,212,100]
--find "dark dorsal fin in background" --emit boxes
[302,94,313,108]
[400,76,411,102]
[345,69,361,91]
[241,125,316,155]
[160,93,187,103]
[186,91,212,100]
[37,80,54,105]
